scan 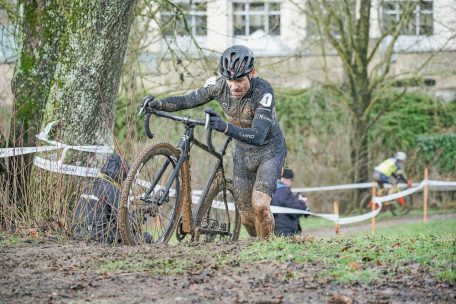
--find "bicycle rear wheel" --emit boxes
[390,195,413,216]
[193,179,240,242]
[118,143,182,245]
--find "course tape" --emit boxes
[192,179,456,225]
[2,129,456,225]
[0,121,113,177]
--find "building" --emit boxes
[1,0,456,100]
[139,0,456,100]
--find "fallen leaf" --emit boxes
[330,294,353,304]
[349,261,361,271]
[28,228,40,239]
[392,242,401,248]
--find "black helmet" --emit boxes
[219,45,255,80]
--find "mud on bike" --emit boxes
[360,181,414,216]
[117,106,241,245]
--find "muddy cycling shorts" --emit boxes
[232,143,287,211]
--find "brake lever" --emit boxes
[205,112,210,130]
[138,103,147,117]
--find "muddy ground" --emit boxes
[1,214,455,304]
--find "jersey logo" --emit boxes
[204,76,217,88]
[259,93,272,107]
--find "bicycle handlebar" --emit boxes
[143,110,216,153]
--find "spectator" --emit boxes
[71,153,130,243]
[271,168,309,236]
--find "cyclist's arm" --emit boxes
[157,78,219,112]
[225,93,274,145]
[393,161,408,183]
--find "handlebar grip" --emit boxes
[144,113,154,139]
[206,127,215,153]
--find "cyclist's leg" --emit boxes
[252,190,274,238]
[252,151,286,239]
[232,147,257,237]
[373,171,386,190]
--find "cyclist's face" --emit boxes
[226,69,256,99]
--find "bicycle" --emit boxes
[117,105,241,245]
[360,182,414,216]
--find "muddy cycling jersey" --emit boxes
[157,76,286,154]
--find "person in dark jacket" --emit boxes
[72,153,129,243]
[271,168,309,236]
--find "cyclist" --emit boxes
[373,151,409,193]
[143,45,287,239]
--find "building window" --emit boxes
[382,0,433,36]
[161,1,207,37]
[233,1,281,36]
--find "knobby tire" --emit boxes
[193,179,240,242]
[118,143,182,245]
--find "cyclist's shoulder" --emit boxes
[203,76,225,88]
[250,77,275,109]
[251,77,274,92]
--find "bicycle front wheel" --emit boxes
[360,193,374,211]
[118,143,182,245]
[193,179,240,242]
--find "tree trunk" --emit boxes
[3,0,138,228]
[43,1,137,153]
[2,1,65,228]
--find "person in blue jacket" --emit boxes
[271,168,310,236]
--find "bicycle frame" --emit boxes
[376,184,407,208]
[142,110,232,235]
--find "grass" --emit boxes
[239,218,456,284]
[0,231,35,246]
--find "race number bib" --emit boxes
[260,93,272,107]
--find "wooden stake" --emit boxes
[371,182,377,234]
[334,200,340,235]
[424,166,429,223]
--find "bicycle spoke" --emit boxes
[119,144,182,245]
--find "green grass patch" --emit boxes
[240,218,456,284]
[0,231,34,246]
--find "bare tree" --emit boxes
[293,0,418,186]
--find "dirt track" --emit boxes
[1,214,455,304]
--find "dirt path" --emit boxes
[1,214,455,304]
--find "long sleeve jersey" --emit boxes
[157,76,285,152]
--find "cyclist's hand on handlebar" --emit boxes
[407,180,412,187]
[204,108,228,133]
[141,96,162,113]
